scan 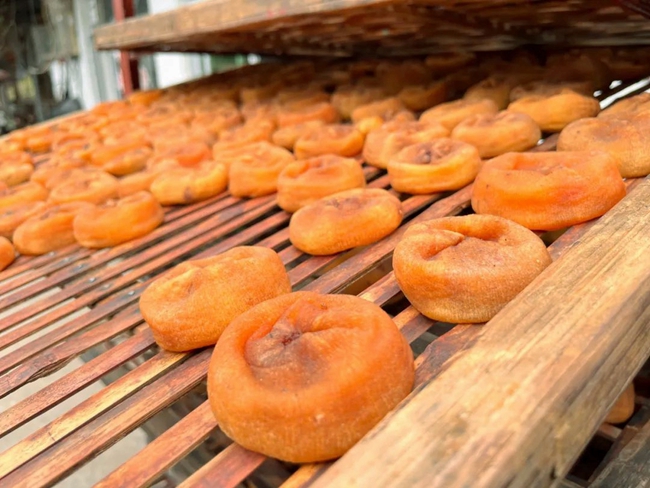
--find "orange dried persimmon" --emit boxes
[471,151,626,230]
[350,97,412,124]
[0,160,33,187]
[30,157,87,186]
[605,384,635,424]
[464,76,515,109]
[507,88,600,132]
[557,116,650,178]
[73,191,164,248]
[118,170,159,198]
[239,80,282,103]
[598,93,650,119]
[91,139,149,168]
[52,131,100,153]
[13,202,92,255]
[213,120,275,152]
[425,51,476,75]
[207,291,414,463]
[272,121,325,150]
[151,161,228,205]
[0,237,15,271]
[127,88,164,106]
[376,59,432,94]
[397,80,447,111]
[393,214,552,323]
[191,106,242,136]
[289,188,402,255]
[49,170,118,205]
[0,181,48,210]
[451,111,541,158]
[388,138,481,194]
[277,155,366,213]
[25,130,55,153]
[276,101,339,128]
[420,98,499,131]
[140,246,291,351]
[154,141,211,168]
[229,143,295,198]
[331,84,386,119]
[102,146,152,176]
[240,100,278,124]
[363,120,449,169]
[294,124,365,160]
[137,105,193,126]
[0,201,48,239]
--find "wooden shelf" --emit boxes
[93,0,650,56]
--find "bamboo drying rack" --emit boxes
[93,0,650,56]
[0,73,648,486]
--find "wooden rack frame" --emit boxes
[0,77,649,486]
[93,0,650,56]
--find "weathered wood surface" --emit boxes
[591,415,650,487]
[93,0,650,56]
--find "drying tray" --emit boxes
[0,76,649,487]
[93,0,650,56]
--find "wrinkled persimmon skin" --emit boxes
[0,236,15,271]
[420,98,499,131]
[451,111,541,158]
[464,77,517,109]
[73,191,164,248]
[294,124,365,160]
[272,121,325,150]
[350,97,412,124]
[228,143,295,198]
[557,116,650,178]
[393,215,552,323]
[208,291,414,463]
[598,93,650,119]
[0,159,33,187]
[102,146,152,176]
[363,120,450,169]
[289,188,403,255]
[331,84,386,119]
[151,161,228,205]
[507,89,600,132]
[140,246,292,351]
[277,155,366,213]
[276,102,339,128]
[49,171,118,205]
[213,120,276,152]
[397,80,447,111]
[0,182,48,210]
[471,151,626,231]
[13,202,93,255]
[0,201,48,239]
[388,138,481,194]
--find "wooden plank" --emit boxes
[95,402,218,488]
[179,444,266,488]
[0,349,191,478]
[94,0,396,50]
[0,198,279,352]
[0,350,211,488]
[0,328,155,437]
[309,178,650,488]
[591,416,650,488]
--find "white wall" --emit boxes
[147,0,211,88]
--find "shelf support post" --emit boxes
[112,0,139,96]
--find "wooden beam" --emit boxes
[311,178,650,488]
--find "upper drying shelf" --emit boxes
[93,0,650,56]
